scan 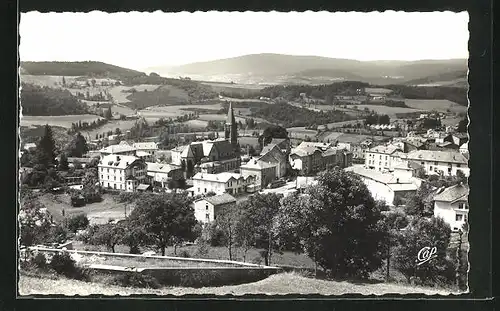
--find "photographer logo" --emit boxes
[416,246,438,266]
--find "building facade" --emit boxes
[365,144,404,172]
[240,158,277,188]
[98,154,147,191]
[190,172,255,196]
[405,150,469,177]
[146,162,184,188]
[433,183,469,231]
[193,193,237,224]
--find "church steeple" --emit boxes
[225,102,238,146]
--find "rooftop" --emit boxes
[406,150,468,164]
[241,158,277,170]
[133,142,158,150]
[203,193,237,206]
[433,183,469,203]
[192,172,249,183]
[146,162,178,173]
[345,166,415,185]
[99,154,141,169]
[368,144,402,155]
[100,144,137,154]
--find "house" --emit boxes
[66,157,95,168]
[449,133,468,147]
[402,139,427,152]
[98,154,147,191]
[240,157,277,188]
[459,142,469,155]
[190,172,255,196]
[133,142,159,158]
[99,143,137,157]
[146,162,184,188]
[258,143,289,178]
[289,142,348,176]
[193,193,237,224]
[365,144,404,172]
[269,138,291,155]
[433,183,469,231]
[345,166,421,207]
[405,150,469,177]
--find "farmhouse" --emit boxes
[365,144,404,172]
[345,166,421,207]
[193,193,237,224]
[405,150,469,177]
[433,183,469,232]
[98,154,147,192]
[189,172,255,196]
[146,162,184,189]
[258,143,289,178]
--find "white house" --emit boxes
[240,158,277,188]
[190,172,255,196]
[133,142,159,158]
[365,144,404,172]
[433,183,469,232]
[405,150,469,177]
[193,193,237,224]
[98,154,147,191]
[459,142,469,155]
[345,165,421,207]
[99,143,137,157]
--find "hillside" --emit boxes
[405,70,468,87]
[20,61,146,79]
[149,53,468,85]
[20,83,90,116]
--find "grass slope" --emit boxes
[18,272,453,296]
[21,61,145,78]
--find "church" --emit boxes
[170,102,241,177]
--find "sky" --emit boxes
[20,11,469,71]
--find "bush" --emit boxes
[32,253,48,269]
[111,273,161,289]
[65,214,90,233]
[49,252,90,280]
[179,250,190,258]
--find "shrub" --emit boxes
[64,214,90,233]
[49,252,90,281]
[112,273,160,289]
[179,250,190,258]
[32,253,48,269]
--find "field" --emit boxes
[201,81,268,90]
[38,193,130,225]
[286,127,318,139]
[106,84,161,103]
[84,119,138,138]
[404,99,467,114]
[123,85,191,109]
[19,272,451,296]
[20,114,103,129]
[21,75,79,88]
[364,87,393,94]
[352,105,423,116]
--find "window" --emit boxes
[120,177,122,181]
[434,162,438,165]
[430,166,433,171]
[206,214,210,221]
[458,202,468,210]
[204,188,207,193]
[114,184,116,189]
[456,214,463,221]
[457,164,461,168]
[107,168,109,173]
[101,175,103,179]
[114,176,116,181]
[385,156,388,160]
[206,204,209,211]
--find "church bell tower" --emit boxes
[225,101,238,147]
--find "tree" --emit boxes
[405,182,435,217]
[67,132,89,158]
[300,168,386,279]
[64,214,90,233]
[379,211,409,280]
[88,223,125,253]
[274,193,309,254]
[37,124,57,166]
[19,192,52,247]
[213,204,241,260]
[393,217,455,286]
[118,219,148,254]
[115,128,122,135]
[237,193,282,265]
[58,153,69,171]
[457,117,468,133]
[258,125,288,148]
[127,193,197,256]
[62,76,66,86]
[81,164,102,203]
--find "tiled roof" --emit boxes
[345,166,414,185]
[241,158,277,170]
[99,154,141,169]
[368,145,402,155]
[192,172,248,183]
[433,183,469,202]
[146,162,178,173]
[406,150,468,164]
[100,144,136,154]
[204,193,237,206]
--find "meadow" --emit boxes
[106,84,161,103]
[404,99,467,114]
[20,114,103,128]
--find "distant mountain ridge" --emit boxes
[147,53,468,86]
[20,61,146,78]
